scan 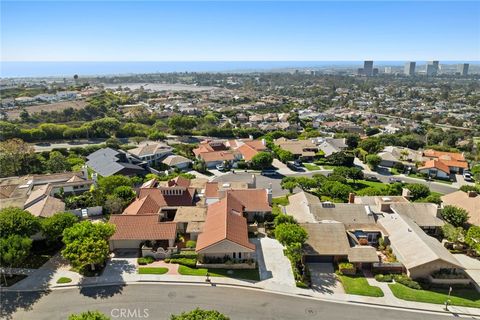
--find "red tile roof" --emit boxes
[418,160,450,174]
[137,187,196,208]
[423,149,465,162]
[123,195,160,215]
[109,215,177,240]
[168,176,191,188]
[204,182,219,198]
[226,189,271,212]
[197,150,236,162]
[237,144,259,161]
[196,194,255,252]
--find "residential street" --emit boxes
[1,284,458,320]
[213,170,458,198]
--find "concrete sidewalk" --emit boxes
[3,263,480,317]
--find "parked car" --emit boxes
[388,177,403,183]
[216,163,226,171]
[463,172,474,182]
[365,176,380,182]
[287,161,303,171]
[261,170,277,176]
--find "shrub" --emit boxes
[166,258,197,268]
[137,256,155,265]
[394,274,421,290]
[296,281,309,288]
[186,240,196,249]
[374,274,393,282]
[273,214,297,227]
[338,262,354,269]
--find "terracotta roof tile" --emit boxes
[109,215,177,240]
[123,195,160,215]
[196,194,255,252]
[418,159,450,174]
[226,189,271,212]
[138,187,196,208]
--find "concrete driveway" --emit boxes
[252,237,296,290]
[307,263,344,295]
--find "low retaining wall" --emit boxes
[196,263,256,269]
[428,275,471,285]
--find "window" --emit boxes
[232,252,236,259]
[238,252,242,259]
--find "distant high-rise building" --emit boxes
[357,68,364,75]
[457,63,469,76]
[363,61,374,76]
[404,62,416,76]
[426,61,439,76]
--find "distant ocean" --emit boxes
[1,61,478,78]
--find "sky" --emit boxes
[1,1,479,61]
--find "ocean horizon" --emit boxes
[1,61,479,78]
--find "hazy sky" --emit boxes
[1,1,479,61]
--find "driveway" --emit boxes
[307,263,344,295]
[252,237,296,290]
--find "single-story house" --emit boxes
[301,222,379,267]
[161,155,193,170]
[378,212,463,279]
[390,203,444,236]
[422,149,468,174]
[418,160,450,179]
[109,215,177,251]
[441,190,480,226]
[196,194,256,262]
[273,137,319,160]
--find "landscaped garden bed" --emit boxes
[0,274,28,287]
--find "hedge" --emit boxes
[137,256,155,265]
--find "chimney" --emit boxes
[467,191,478,197]
[250,174,256,189]
[82,165,89,180]
[402,188,411,199]
[348,193,355,204]
[92,173,98,186]
[267,183,273,205]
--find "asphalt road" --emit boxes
[1,284,456,320]
[214,171,458,198]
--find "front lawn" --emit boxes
[138,267,169,275]
[304,163,321,171]
[178,265,260,281]
[347,179,385,192]
[338,274,384,297]
[272,196,289,206]
[407,173,452,185]
[389,283,480,308]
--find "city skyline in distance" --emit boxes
[1,1,479,62]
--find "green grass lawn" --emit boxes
[56,277,72,284]
[272,196,290,206]
[389,283,480,308]
[178,265,260,281]
[347,179,386,192]
[138,267,169,275]
[338,274,384,297]
[304,163,321,171]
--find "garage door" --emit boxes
[304,255,333,263]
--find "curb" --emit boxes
[3,280,479,317]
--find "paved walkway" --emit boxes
[147,261,180,275]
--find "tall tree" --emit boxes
[0,138,35,177]
[0,207,40,238]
